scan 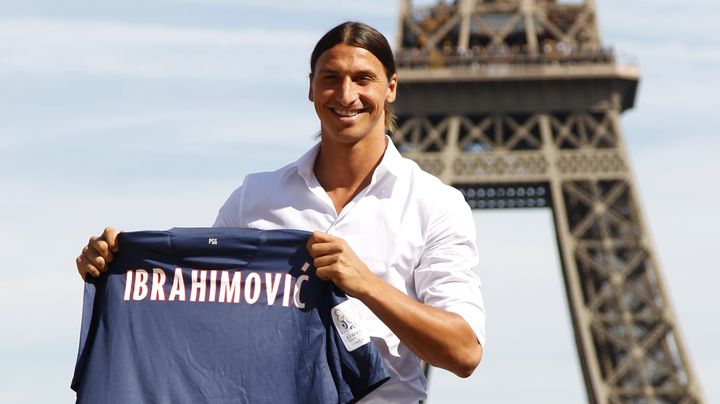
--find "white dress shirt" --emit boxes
[214,137,486,403]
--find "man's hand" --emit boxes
[306,231,378,298]
[76,226,120,280]
[307,230,482,377]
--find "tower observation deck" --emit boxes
[391,1,705,403]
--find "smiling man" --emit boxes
[77,21,486,403]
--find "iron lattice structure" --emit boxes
[391,1,705,403]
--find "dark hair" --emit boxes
[310,21,398,132]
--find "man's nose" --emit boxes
[337,76,358,106]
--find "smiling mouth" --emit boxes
[332,108,365,117]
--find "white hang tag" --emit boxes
[331,300,371,352]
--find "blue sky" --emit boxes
[0,1,718,402]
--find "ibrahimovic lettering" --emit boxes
[122,265,311,308]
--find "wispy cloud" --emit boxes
[0,18,318,79]
[0,105,317,150]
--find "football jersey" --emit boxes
[71,227,389,404]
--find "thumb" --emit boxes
[102,226,121,252]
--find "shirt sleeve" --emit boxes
[413,189,487,347]
[213,185,244,227]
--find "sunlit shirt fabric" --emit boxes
[214,137,486,403]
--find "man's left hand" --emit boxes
[306,231,377,298]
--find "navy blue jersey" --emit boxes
[72,228,389,404]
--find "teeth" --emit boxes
[333,109,360,117]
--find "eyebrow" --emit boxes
[317,67,379,78]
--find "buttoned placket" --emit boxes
[294,136,401,235]
[301,164,389,236]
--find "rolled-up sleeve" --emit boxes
[413,190,486,347]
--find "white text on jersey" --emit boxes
[122,268,309,309]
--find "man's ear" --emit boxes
[308,74,314,101]
[386,73,398,103]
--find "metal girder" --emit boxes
[396,0,606,69]
[393,2,704,402]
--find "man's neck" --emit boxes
[313,133,387,213]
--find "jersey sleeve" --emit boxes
[413,188,487,347]
[70,231,173,396]
[70,278,99,393]
[323,287,390,403]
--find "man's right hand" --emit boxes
[76,226,120,280]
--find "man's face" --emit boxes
[309,44,397,145]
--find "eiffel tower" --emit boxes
[391,1,704,402]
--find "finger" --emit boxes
[313,254,339,269]
[88,235,104,259]
[75,255,87,279]
[76,255,101,279]
[84,246,108,272]
[306,231,335,247]
[102,227,120,252]
[308,241,343,258]
[314,265,334,281]
[92,239,115,263]
[306,231,322,251]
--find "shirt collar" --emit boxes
[378,135,404,178]
[294,141,321,185]
[294,135,403,184]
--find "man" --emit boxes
[77,21,485,403]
